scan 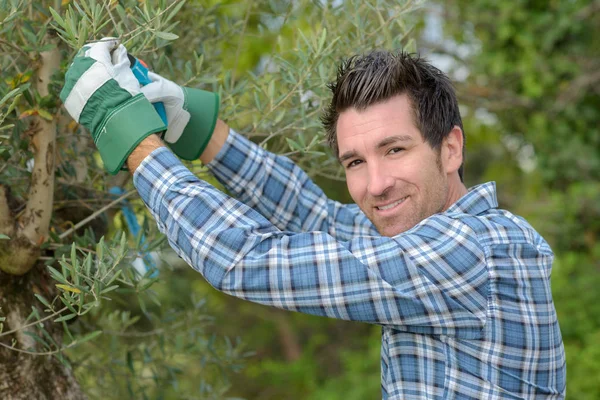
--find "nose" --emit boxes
[366,161,394,197]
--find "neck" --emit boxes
[442,174,468,212]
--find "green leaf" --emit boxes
[48,7,66,29]
[34,294,52,310]
[70,243,79,285]
[274,109,286,124]
[54,313,77,323]
[100,285,120,294]
[155,31,179,41]
[22,28,37,46]
[70,243,77,265]
[127,351,135,373]
[120,232,127,256]
[78,0,92,15]
[268,80,275,100]
[62,321,74,342]
[166,0,187,23]
[253,91,262,110]
[106,269,123,286]
[22,331,51,349]
[2,10,22,25]
[47,266,69,285]
[77,19,88,50]
[0,234,9,240]
[76,330,102,345]
[84,253,92,276]
[60,295,79,314]
[138,277,158,291]
[138,296,147,314]
[37,109,53,121]
[0,87,22,107]
[96,237,104,261]
[318,28,327,53]
[286,137,302,151]
[115,4,128,22]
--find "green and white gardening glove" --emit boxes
[140,71,219,160]
[60,38,166,174]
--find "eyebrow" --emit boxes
[338,135,413,164]
[338,150,358,164]
[377,135,413,149]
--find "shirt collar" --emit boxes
[445,181,498,216]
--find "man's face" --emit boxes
[337,94,449,237]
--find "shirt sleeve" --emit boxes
[134,148,489,339]
[206,129,379,240]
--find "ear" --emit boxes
[442,126,464,175]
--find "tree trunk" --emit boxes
[0,265,86,400]
[0,35,87,399]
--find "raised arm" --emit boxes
[137,71,377,240]
[132,144,489,338]
[61,39,488,337]
[204,123,377,239]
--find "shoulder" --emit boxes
[394,214,486,265]
[441,208,552,255]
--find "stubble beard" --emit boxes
[371,156,448,237]
[371,191,444,237]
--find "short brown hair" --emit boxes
[321,50,465,180]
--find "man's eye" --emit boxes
[346,159,362,168]
[388,147,404,154]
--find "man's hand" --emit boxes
[139,71,219,161]
[60,38,166,174]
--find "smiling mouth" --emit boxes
[376,197,407,211]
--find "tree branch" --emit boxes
[575,0,600,21]
[230,0,253,88]
[555,67,600,110]
[0,185,14,237]
[58,189,136,240]
[0,307,68,338]
[18,37,61,248]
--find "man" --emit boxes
[60,39,566,399]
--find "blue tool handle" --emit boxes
[127,54,168,126]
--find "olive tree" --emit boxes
[0,0,420,398]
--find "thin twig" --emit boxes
[250,60,319,135]
[103,0,120,37]
[0,340,62,356]
[58,189,136,240]
[0,306,69,338]
[120,0,186,46]
[262,1,294,74]
[46,242,97,255]
[258,109,321,145]
[101,317,204,338]
[314,170,346,182]
[0,333,84,356]
[0,38,31,59]
[230,0,254,88]
[53,198,115,207]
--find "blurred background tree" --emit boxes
[1,0,598,399]
[426,1,599,398]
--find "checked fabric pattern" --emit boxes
[133,130,566,399]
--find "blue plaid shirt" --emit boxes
[134,130,566,399]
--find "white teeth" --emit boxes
[377,198,406,211]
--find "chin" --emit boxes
[377,223,411,237]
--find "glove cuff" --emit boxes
[95,94,167,174]
[167,88,219,160]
